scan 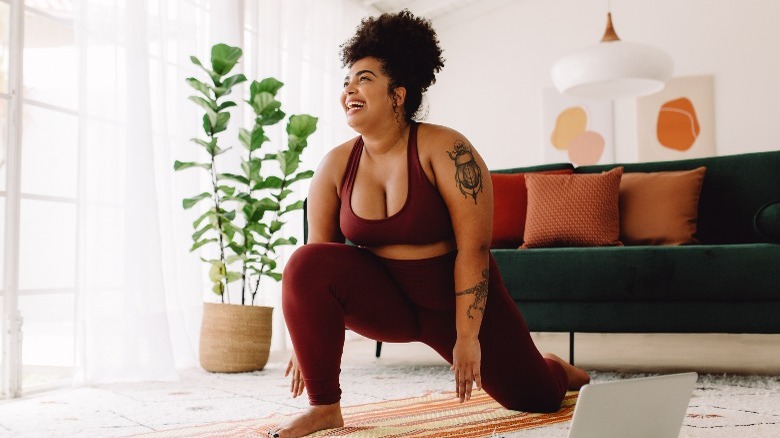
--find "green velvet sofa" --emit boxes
[491,150,780,363]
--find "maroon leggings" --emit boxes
[282,243,568,413]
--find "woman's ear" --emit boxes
[393,86,407,106]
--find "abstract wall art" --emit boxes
[542,87,614,166]
[636,75,716,161]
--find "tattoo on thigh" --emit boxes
[447,140,483,204]
[455,269,489,319]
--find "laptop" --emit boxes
[567,372,698,438]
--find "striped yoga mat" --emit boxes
[134,390,578,437]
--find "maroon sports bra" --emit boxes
[339,123,455,247]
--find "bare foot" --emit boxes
[269,403,344,438]
[542,353,591,390]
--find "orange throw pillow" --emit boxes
[490,169,574,248]
[619,167,706,245]
[522,167,623,248]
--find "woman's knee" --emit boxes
[284,244,332,293]
[483,366,566,413]
[285,243,318,273]
[493,390,563,414]
[284,243,348,279]
[283,243,363,299]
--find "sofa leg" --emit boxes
[569,332,575,365]
[375,341,383,358]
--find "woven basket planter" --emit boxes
[199,303,273,373]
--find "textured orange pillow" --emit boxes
[522,167,624,248]
[490,169,574,248]
[619,167,706,245]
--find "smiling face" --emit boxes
[341,57,404,132]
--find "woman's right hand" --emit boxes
[284,352,305,398]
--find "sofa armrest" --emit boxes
[754,201,780,243]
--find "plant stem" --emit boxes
[210,140,229,304]
[251,275,260,306]
[242,136,256,305]
[251,176,287,305]
[241,263,247,305]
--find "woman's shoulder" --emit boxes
[416,122,472,154]
[315,136,360,181]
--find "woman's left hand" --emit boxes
[451,336,482,402]
[284,352,305,398]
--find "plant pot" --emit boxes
[199,302,273,373]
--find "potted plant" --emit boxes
[174,43,317,372]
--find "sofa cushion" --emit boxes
[754,201,780,242]
[575,151,780,244]
[492,244,780,302]
[620,167,706,245]
[490,168,574,248]
[522,167,623,248]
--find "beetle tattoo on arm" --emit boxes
[455,269,489,319]
[447,140,483,204]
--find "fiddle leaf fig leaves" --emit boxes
[221,73,247,91]
[173,160,210,172]
[251,78,284,97]
[288,114,318,138]
[183,192,211,209]
[180,43,317,305]
[186,77,211,97]
[211,44,242,76]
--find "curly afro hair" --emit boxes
[340,10,445,122]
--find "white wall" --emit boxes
[425,0,780,168]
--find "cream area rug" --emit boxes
[124,370,780,438]
[1,364,778,437]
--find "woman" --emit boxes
[272,10,589,438]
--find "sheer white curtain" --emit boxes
[242,0,376,351]
[73,0,375,383]
[74,0,214,383]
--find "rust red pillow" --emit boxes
[490,169,574,248]
[522,167,624,248]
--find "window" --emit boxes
[20,1,77,391]
[1,0,78,396]
[2,0,215,397]
[0,0,14,399]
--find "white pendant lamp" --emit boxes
[551,12,673,99]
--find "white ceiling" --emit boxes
[361,0,522,28]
